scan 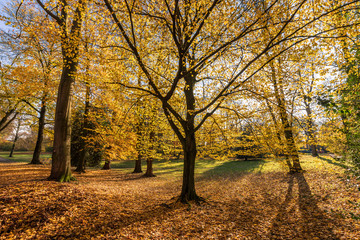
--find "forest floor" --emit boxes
[1,154,360,239]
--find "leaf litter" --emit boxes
[0,162,360,239]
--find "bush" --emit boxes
[71,110,103,168]
[45,146,53,153]
[0,141,12,151]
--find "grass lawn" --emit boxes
[0,151,52,163]
[0,153,359,239]
[109,153,347,178]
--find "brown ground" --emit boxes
[0,162,360,240]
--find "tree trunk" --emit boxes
[143,158,155,177]
[31,98,46,164]
[0,109,18,133]
[133,154,143,173]
[270,60,302,173]
[75,148,87,173]
[75,84,91,173]
[49,62,76,182]
[305,103,318,157]
[44,0,84,182]
[179,71,202,203]
[180,133,199,202]
[9,118,21,158]
[102,160,111,170]
[266,99,284,158]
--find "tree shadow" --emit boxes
[200,160,265,180]
[318,156,348,169]
[269,172,340,239]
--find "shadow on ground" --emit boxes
[318,156,348,169]
[200,159,265,179]
[268,172,340,239]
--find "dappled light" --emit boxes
[1,155,360,239]
[1,0,360,238]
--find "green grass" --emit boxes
[1,151,344,178]
[0,151,52,163]
[105,153,344,178]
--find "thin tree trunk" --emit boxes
[305,103,318,157]
[270,60,302,173]
[31,98,46,164]
[0,109,18,133]
[9,118,21,158]
[299,67,318,158]
[143,131,155,176]
[266,99,284,158]
[75,83,91,173]
[133,154,143,173]
[133,76,144,174]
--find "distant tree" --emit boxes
[9,117,21,157]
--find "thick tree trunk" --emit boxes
[179,71,202,203]
[44,0,83,182]
[133,154,143,173]
[283,123,302,172]
[102,160,111,170]
[75,149,87,173]
[180,133,199,202]
[31,98,46,164]
[311,144,318,157]
[49,62,76,182]
[9,118,21,158]
[143,158,155,177]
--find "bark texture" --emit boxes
[143,158,155,177]
[179,72,201,202]
[47,0,84,182]
[49,66,75,181]
[31,98,46,164]
[305,101,318,157]
[133,154,143,173]
[9,118,21,158]
[75,84,91,173]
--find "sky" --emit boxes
[0,0,11,31]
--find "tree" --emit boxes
[9,117,21,157]
[35,0,86,181]
[1,1,60,164]
[298,62,320,157]
[103,0,360,202]
[0,65,22,133]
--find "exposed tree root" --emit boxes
[178,194,206,206]
[142,173,156,178]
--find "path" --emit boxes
[0,156,15,163]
